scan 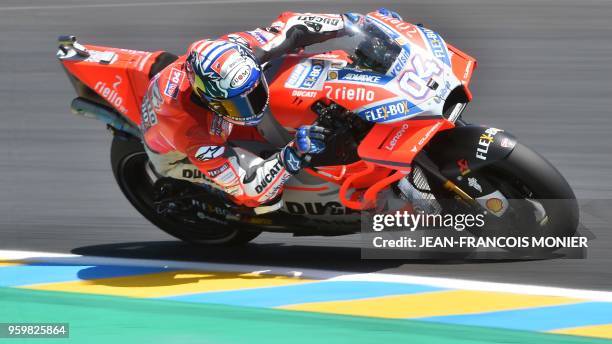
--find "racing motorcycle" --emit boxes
[56,11,578,248]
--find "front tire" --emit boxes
[110,136,260,246]
[484,142,579,239]
[424,141,579,254]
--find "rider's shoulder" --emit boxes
[152,57,190,106]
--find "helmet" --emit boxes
[186,40,269,126]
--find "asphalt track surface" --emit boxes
[0,0,611,290]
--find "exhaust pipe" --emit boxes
[70,97,141,138]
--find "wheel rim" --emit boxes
[116,151,241,243]
[477,166,575,239]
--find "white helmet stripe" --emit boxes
[198,40,227,58]
[200,44,236,71]
[192,40,211,53]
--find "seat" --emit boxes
[148,52,179,79]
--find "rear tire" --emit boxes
[110,136,260,246]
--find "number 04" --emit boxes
[398,71,429,99]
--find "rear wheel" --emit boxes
[110,136,261,246]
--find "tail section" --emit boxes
[56,35,166,126]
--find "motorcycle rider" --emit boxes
[141,9,402,213]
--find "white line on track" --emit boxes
[2,249,612,302]
[0,0,326,11]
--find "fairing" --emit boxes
[266,11,477,130]
[58,45,162,126]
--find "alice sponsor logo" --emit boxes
[385,123,410,151]
[325,85,375,102]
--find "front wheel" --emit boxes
[426,142,579,252]
[110,136,261,246]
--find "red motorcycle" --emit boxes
[57,11,578,247]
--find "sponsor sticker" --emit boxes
[475,127,503,161]
[207,163,230,178]
[417,121,443,146]
[291,89,318,98]
[359,99,417,122]
[384,123,410,151]
[285,60,328,90]
[215,166,239,185]
[417,27,451,66]
[226,34,250,48]
[338,70,388,84]
[456,159,471,176]
[261,173,291,201]
[209,115,233,137]
[486,198,503,213]
[95,75,128,114]
[164,68,184,99]
[246,30,271,45]
[388,49,410,76]
[301,61,325,89]
[85,50,118,64]
[229,65,251,88]
[195,146,225,161]
[324,84,375,102]
[468,177,482,193]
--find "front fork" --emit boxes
[414,120,514,217]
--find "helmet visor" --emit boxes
[206,76,269,126]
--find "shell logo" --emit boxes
[486,198,504,213]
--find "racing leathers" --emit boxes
[141,12,349,209]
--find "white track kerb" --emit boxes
[1,249,612,302]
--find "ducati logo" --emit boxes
[254,161,283,193]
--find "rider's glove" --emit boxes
[295,125,329,155]
[280,125,330,174]
[377,8,403,20]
